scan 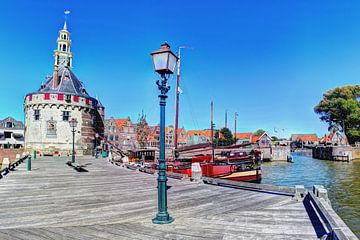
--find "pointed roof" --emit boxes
[114,117,132,131]
[63,21,67,31]
[35,67,89,97]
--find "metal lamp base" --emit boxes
[152,215,174,224]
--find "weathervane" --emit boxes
[63,10,70,29]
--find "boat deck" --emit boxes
[0,156,352,239]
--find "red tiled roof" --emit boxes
[235,133,253,139]
[319,133,334,143]
[187,130,213,139]
[296,134,318,141]
[114,118,130,131]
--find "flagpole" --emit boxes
[174,48,181,151]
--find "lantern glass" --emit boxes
[151,42,178,75]
[167,52,178,74]
[69,118,77,128]
[152,52,169,73]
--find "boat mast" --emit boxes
[234,112,238,144]
[174,48,181,150]
[211,101,215,162]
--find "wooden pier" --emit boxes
[0,156,357,239]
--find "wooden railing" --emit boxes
[116,162,189,180]
[0,155,28,180]
[202,177,295,195]
[307,191,352,240]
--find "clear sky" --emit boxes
[0,0,359,138]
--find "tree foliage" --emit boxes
[271,136,279,141]
[214,127,234,146]
[136,113,149,148]
[220,127,233,139]
[254,129,265,136]
[314,85,360,144]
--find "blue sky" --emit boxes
[0,0,359,138]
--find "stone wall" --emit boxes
[24,93,103,156]
[271,146,291,161]
[352,147,360,160]
[312,146,353,161]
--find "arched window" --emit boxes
[62,44,66,51]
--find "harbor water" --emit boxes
[261,153,360,237]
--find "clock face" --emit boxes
[59,55,68,66]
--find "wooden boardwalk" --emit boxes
[0,156,353,239]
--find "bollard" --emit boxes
[27,156,32,171]
[33,150,36,160]
[1,158,9,170]
[191,162,202,182]
[293,185,307,201]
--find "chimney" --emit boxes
[52,66,59,90]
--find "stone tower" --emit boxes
[24,19,105,156]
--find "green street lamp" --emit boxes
[150,42,178,224]
[69,118,78,163]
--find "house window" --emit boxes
[4,132,11,139]
[5,122,13,128]
[63,111,70,121]
[115,136,119,141]
[109,135,114,141]
[34,110,40,120]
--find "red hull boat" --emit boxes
[166,151,262,183]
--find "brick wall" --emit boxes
[0,149,25,164]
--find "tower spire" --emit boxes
[52,10,72,89]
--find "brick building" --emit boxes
[105,117,137,151]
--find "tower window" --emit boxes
[34,110,40,120]
[65,95,72,102]
[62,45,66,51]
[63,111,70,121]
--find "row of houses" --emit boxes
[104,117,274,151]
[290,132,348,146]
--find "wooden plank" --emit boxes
[0,156,349,239]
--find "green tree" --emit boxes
[271,136,279,141]
[214,127,234,146]
[136,113,150,148]
[220,127,233,139]
[314,85,360,144]
[254,129,265,136]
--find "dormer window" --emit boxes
[5,122,13,128]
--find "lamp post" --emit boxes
[150,42,178,224]
[69,118,78,163]
[95,133,99,158]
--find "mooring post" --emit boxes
[293,185,307,201]
[27,156,31,171]
[33,150,36,160]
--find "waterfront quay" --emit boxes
[0,157,357,240]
